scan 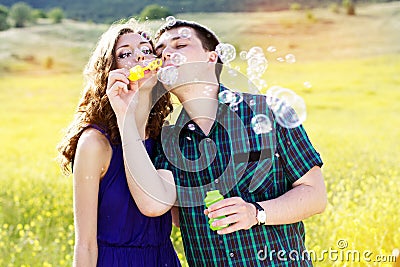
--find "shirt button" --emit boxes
[215,179,219,184]
[219,240,223,245]
[205,138,212,143]
[229,252,235,258]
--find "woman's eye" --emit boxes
[140,46,152,55]
[176,44,186,49]
[118,52,133,59]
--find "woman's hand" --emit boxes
[106,68,139,118]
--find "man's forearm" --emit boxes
[259,166,327,225]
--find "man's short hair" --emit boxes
[155,19,223,80]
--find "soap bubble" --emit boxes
[178,27,191,39]
[170,53,187,66]
[247,46,268,78]
[141,32,151,42]
[218,90,236,104]
[218,90,244,112]
[266,46,277,53]
[229,104,239,112]
[230,91,243,106]
[285,54,296,64]
[166,16,176,26]
[303,81,312,89]
[251,114,272,134]
[239,51,248,60]
[247,57,268,75]
[157,66,178,86]
[266,85,283,107]
[244,46,268,88]
[266,87,307,128]
[143,58,157,69]
[215,43,236,63]
[247,46,264,59]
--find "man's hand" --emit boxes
[204,197,258,234]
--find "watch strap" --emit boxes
[251,202,265,225]
[251,202,264,212]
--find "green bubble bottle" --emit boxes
[204,190,228,231]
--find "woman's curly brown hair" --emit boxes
[57,19,173,174]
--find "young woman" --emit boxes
[57,19,180,267]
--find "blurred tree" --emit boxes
[9,2,33,27]
[343,0,356,15]
[48,7,64,24]
[139,4,173,20]
[290,2,302,11]
[0,5,10,31]
[32,8,47,20]
[44,56,54,69]
[329,3,340,13]
[2,0,393,23]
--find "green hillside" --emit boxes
[1,2,399,75]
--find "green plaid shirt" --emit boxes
[154,85,323,266]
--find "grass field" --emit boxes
[0,2,399,266]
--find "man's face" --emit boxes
[155,27,212,66]
[155,27,219,92]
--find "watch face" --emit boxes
[258,210,267,224]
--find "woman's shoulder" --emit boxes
[74,127,112,177]
[78,127,110,151]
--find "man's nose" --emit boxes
[162,47,172,62]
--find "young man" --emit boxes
[152,20,327,266]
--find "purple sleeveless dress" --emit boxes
[86,125,181,267]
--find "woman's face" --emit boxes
[114,32,157,90]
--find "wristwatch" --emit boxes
[251,202,266,225]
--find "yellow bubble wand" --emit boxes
[128,58,163,81]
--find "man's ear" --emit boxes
[208,51,218,63]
